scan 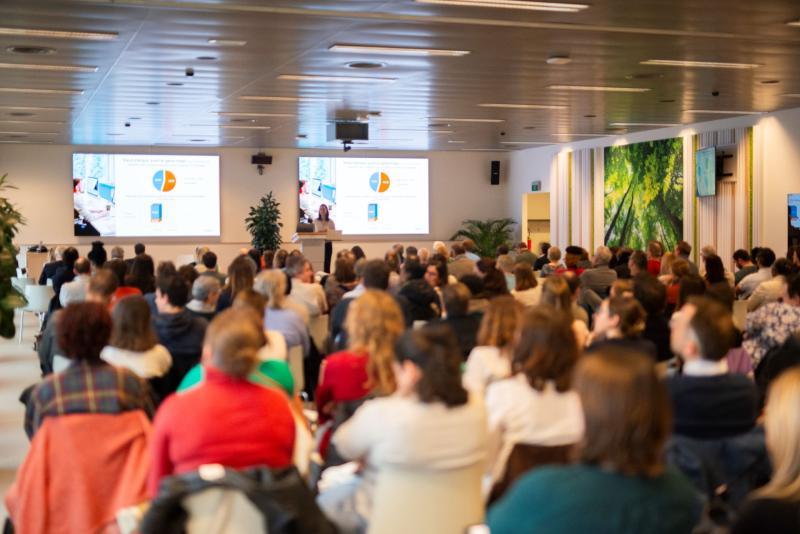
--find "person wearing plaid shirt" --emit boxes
[25,300,153,439]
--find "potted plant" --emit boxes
[450,218,516,258]
[0,174,26,339]
[245,191,283,253]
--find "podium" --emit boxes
[291,229,342,272]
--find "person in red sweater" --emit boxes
[148,307,295,496]
[647,241,664,277]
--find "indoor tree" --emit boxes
[0,174,26,339]
[451,218,516,258]
[245,191,283,253]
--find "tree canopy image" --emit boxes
[604,138,684,251]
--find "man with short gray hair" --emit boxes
[110,246,125,261]
[186,275,220,321]
[579,246,617,298]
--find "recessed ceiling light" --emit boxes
[278,74,396,83]
[523,126,537,130]
[328,44,470,57]
[0,87,83,95]
[5,46,56,56]
[479,103,566,110]
[415,0,589,13]
[640,59,760,69]
[221,125,271,130]
[196,56,217,61]
[146,101,160,105]
[428,123,451,128]
[546,55,572,65]
[501,141,553,145]
[230,118,256,123]
[448,140,466,144]
[609,122,680,127]
[0,105,70,112]
[296,134,308,139]
[167,82,184,87]
[189,139,206,142]
[127,117,141,120]
[8,112,34,117]
[107,133,124,136]
[0,27,117,40]
[431,117,505,123]
[549,85,650,93]
[239,95,333,102]
[207,39,247,46]
[683,109,762,115]
[216,112,295,117]
[584,114,597,118]
[346,61,387,70]
[761,80,780,85]
[0,61,97,72]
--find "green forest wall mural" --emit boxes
[604,138,684,250]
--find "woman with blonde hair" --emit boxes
[463,295,523,394]
[540,276,590,347]
[254,269,310,356]
[734,367,800,532]
[148,308,296,496]
[316,290,405,424]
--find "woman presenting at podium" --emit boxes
[314,204,335,273]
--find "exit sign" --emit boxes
[531,180,542,192]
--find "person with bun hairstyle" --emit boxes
[148,308,296,496]
[586,295,658,359]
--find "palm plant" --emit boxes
[450,218,516,258]
[0,174,26,339]
[245,191,283,253]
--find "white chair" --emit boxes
[10,276,31,293]
[368,463,485,534]
[18,285,54,343]
[287,344,305,395]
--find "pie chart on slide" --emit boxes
[369,171,390,193]
[152,169,177,192]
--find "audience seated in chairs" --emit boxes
[488,348,702,534]
[149,308,296,497]
[319,326,487,534]
[485,306,583,501]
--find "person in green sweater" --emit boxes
[488,348,702,534]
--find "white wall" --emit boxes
[1,144,508,268]
[507,107,800,253]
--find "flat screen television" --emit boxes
[298,156,429,235]
[72,153,220,237]
[695,146,716,198]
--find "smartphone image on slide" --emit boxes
[367,203,378,222]
[150,203,163,223]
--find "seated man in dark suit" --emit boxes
[667,297,758,439]
[431,283,481,360]
[38,246,65,286]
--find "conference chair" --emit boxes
[18,284,53,343]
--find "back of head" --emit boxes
[202,251,218,270]
[285,254,307,278]
[131,254,155,279]
[547,246,561,262]
[134,243,145,255]
[607,295,647,338]
[482,266,510,298]
[757,248,776,268]
[74,257,91,275]
[254,269,286,308]
[233,288,267,317]
[676,240,692,257]
[104,258,127,287]
[385,251,400,273]
[402,257,426,280]
[671,258,691,278]
[496,244,510,257]
[406,245,418,256]
[88,241,107,267]
[629,250,648,271]
[497,254,514,273]
[262,250,275,269]
[362,259,390,290]
[346,290,405,395]
[110,246,124,260]
[157,273,190,308]
[351,245,366,261]
[178,264,199,287]
[647,241,663,258]
[616,247,632,265]
[575,348,670,477]
[760,367,800,500]
[733,249,750,263]
[462,239,476,253]
[205,308,265,379]
[89,268,118,301]
[513,306,578,392]
[195,246,210,261]
[57,301,112,363]
[441,282,470,317]
[451,243,466,256]
[541,276,571,312]
[633,274,666,315]
[513,262,536,291]
[226,255,256,296]
[703,254,726,284]
[772,257,793,278]
[477,295,522,349]
[686,296,735,361]
[192,275,221,302]
[62,247,79,267]
[539,242,551,255]
[156,260,177,281]
[594,246,612,266]
[395,325,468,407]
[111,295,157,352]
[678,274,706,309]
[274,249,289,268]
[459,274,484,297]
[334,256,357,284]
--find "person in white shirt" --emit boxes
[58,257,92,307]
[286,254,327,318]
[319,326,487,533]
[747,258,792,312]
[737,248,775,299]
[510,262,541,307]
[101,295,172,379]
[463,296,524,395]
[485,306,584,497]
